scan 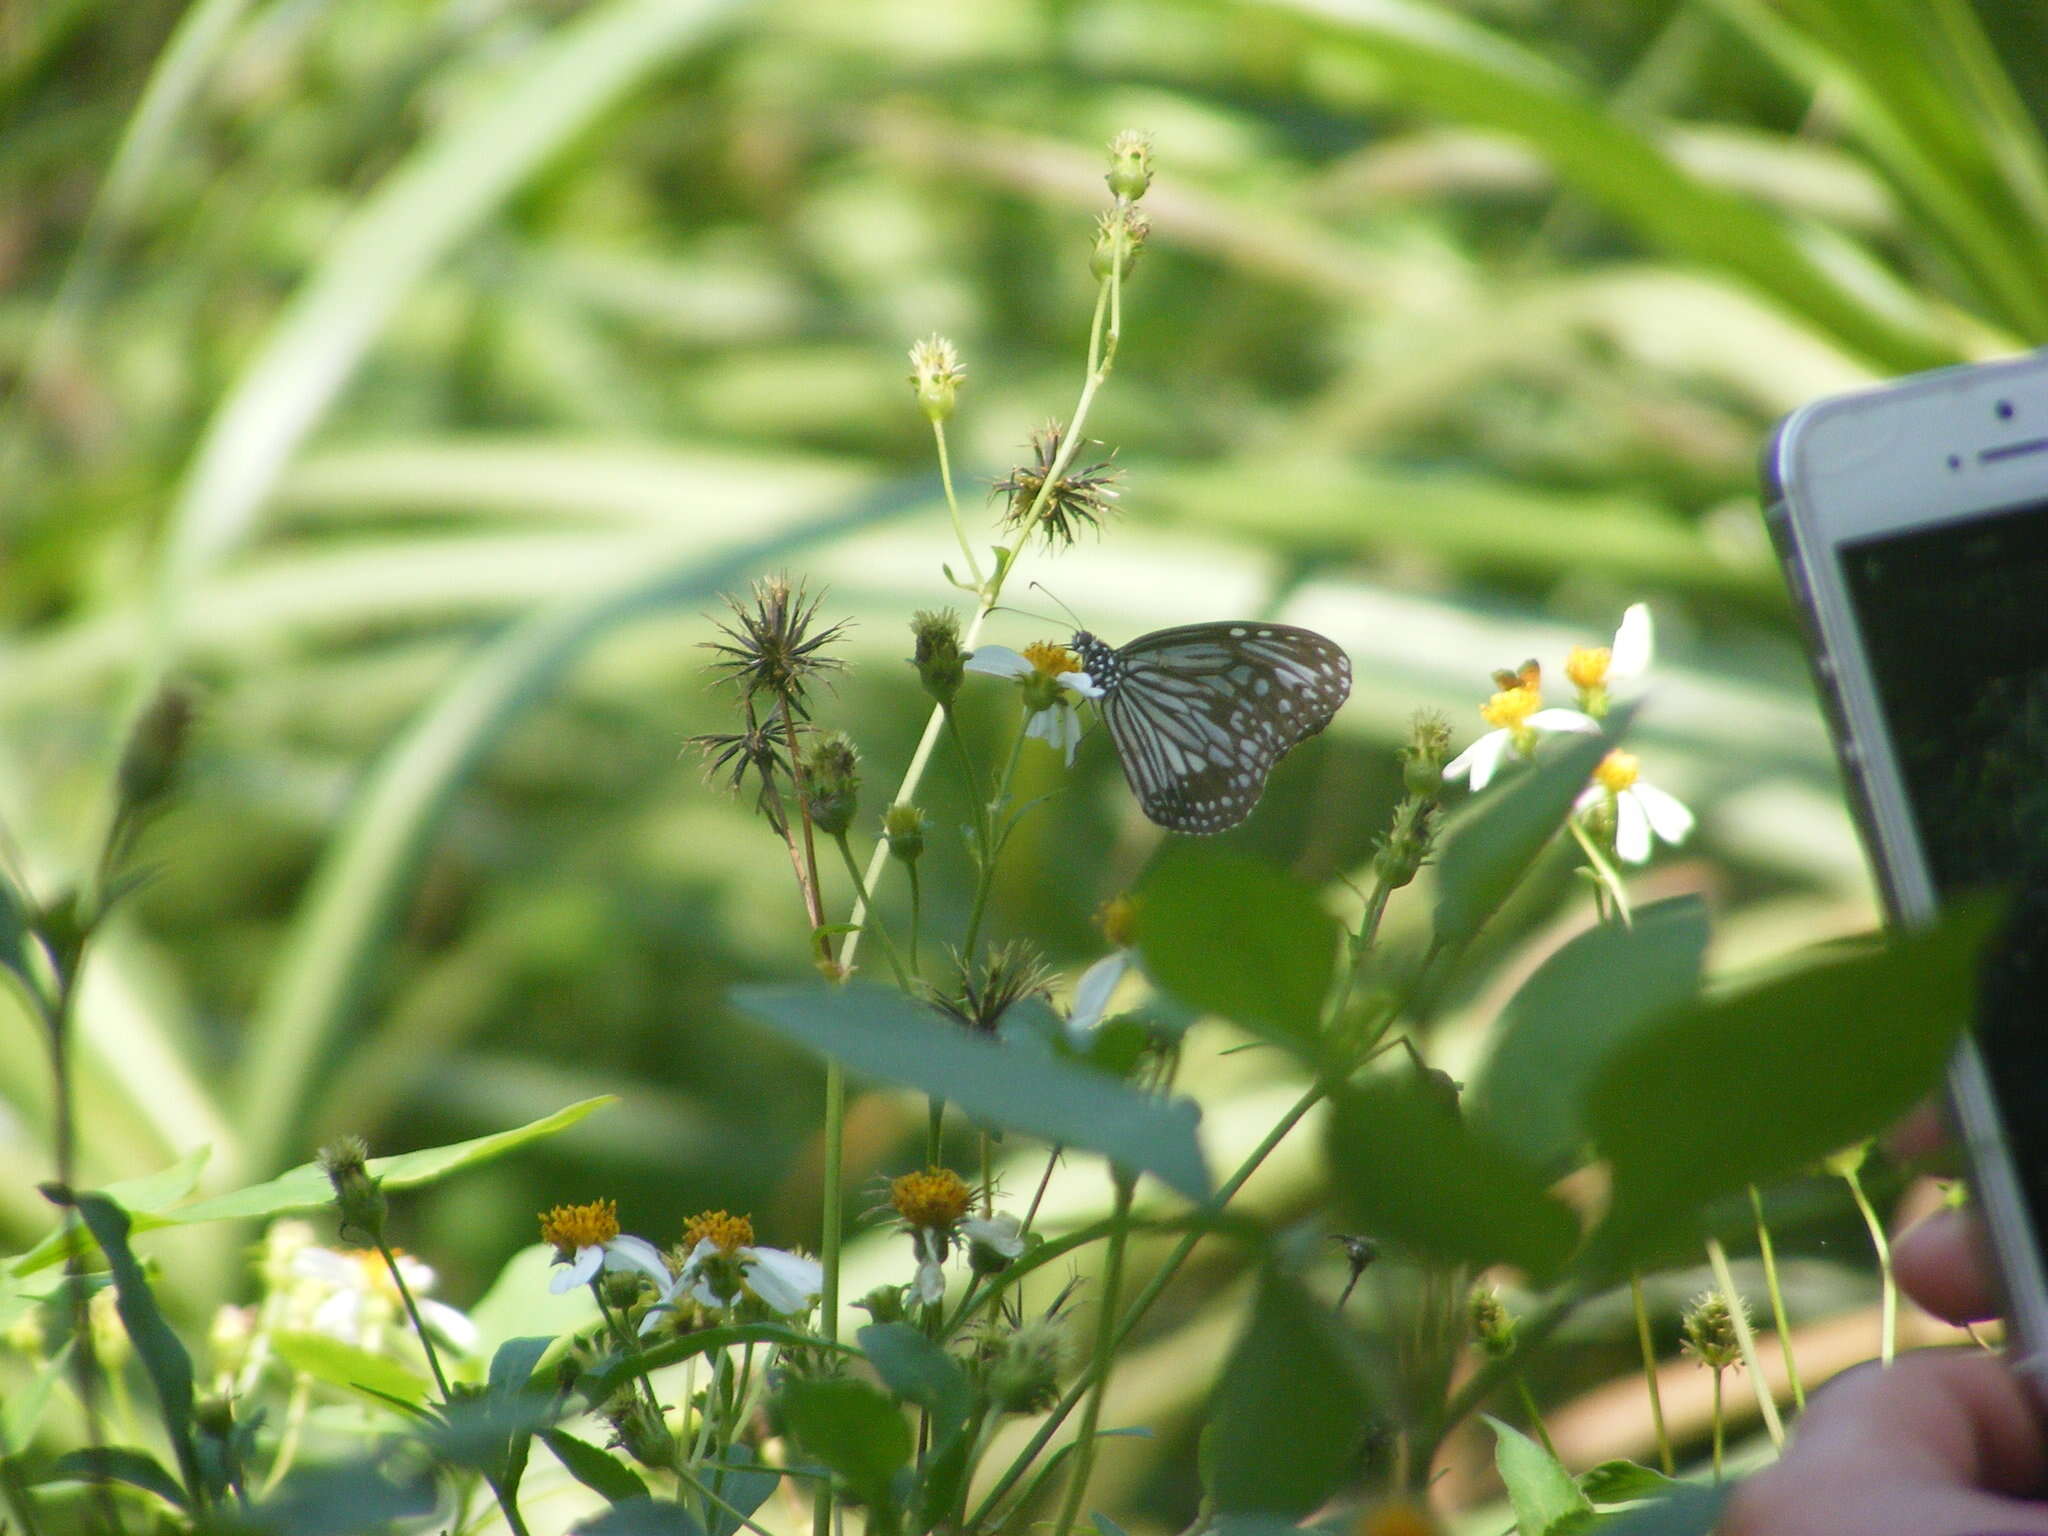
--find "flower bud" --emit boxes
[1401,712,1452,799]
[610,1396,678,1471]
[1680,1290,1745,1371]
[911,609,966,704]
[1090,205,1150,282]
[987,1318,1066,1414]
[318,1136,386,1243]
[116,680,197,820]
[801,734,861,837]
[1105,131,1153,202]
[854,1284,908,1325]
[884,802,928,864]
[908,334,965,423]
[1467,1284,1516,1358]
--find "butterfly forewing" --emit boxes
[1075,621,1352,834]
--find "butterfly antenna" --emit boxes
[1026,582,1087,634]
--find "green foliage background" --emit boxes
[6,0,2045,1524]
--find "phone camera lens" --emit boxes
[1997,398,2016,419]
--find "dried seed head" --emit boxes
[994,424,1120,551]
[703,575,849,716]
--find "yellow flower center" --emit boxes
[1352,1505,1437,1536]
[1095,893,1139,950]
[1595,750,1640,793]
[892,1168,973,1230]
[539,1199,619,1255]
[1564,644,1611,691]
[1022,640,1081,679]
[1478,684,1541,730]
[682,1209,755,1255]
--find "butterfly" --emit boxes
[1069,621,1353,834]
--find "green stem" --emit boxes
[906,859,923,977]
[932,418,984,589]
[1711,1368,1725,1482]
[1049,1176,1134,1536]
[961,717,1031,962]
[1629,1272,1673,1476]
[1412,1284,1588,1487]
[676,1461,781,1536]
[832,832,907,986]
[1750,1185,1806,1410]
[1704,1237,1784,1449]
[378,1241,453,1403]
[1839,1165,1896,1367]
[926,1097,944,1170]
[260,1374,315,1495]
[1514,1376,1559,1463]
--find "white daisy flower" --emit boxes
[1576,750,1694,864]
[538,1199,672,1296]
[964,641,1105,767]
[1443,668,1597,792]
[289,1245,479,1355]
[1564,602,1653,715]
[642,1211,821,1327]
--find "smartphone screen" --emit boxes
[1839,494,2048,1235]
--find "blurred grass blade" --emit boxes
[154,0,742,627]
[1257,0,1957,371]
[232,487,911,1179]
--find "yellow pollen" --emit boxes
[891,1168,973,1230]
[1095,893,1139,950]
[1595,750,1641,793]
[682,1209,755,1254]
[1479,684,1540,730]
[539,1199,619,1254]
[1022,640,1080,679]
[1564,644,1610,691]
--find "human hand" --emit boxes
[1720,1160,2048,1536]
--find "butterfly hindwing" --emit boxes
[1075,621,1352,834]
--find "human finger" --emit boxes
[1896,1205,2003,1326]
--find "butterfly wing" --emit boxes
[1097,622,1352,834]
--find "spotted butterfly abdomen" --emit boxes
[1071,621,1352,834]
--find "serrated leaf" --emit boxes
[1137,851,1341,1056]
[1435,719,1626,947]
[271,1331,432,1406]
[1488,1416,1592,1535]
[1468,897,1709,1171]
[1326,1076,1579,1283]
[1205,1270,1374,1517]
[732,984,1209,1200]
[544,1429,650,1504]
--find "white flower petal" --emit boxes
[1525,708,1600,733]
[1446,729,1510,791]
[310,1291,363,1343]
[1632,781,1696,846]
[1609,603,1653,681]
[1058,670,1105,700]
[602,1234,673,1287]
[1614,793,1652,864]
[742,1247,824,1315]
[1068,951,1132,1038]
[961,1215,1025,1259]
[291,1248,355,1285]
[914,1259,946,1307]
[964,645,1031,678]
[419,1299,479,1354]
[1573,783,1603,813]
[551,1244,605,1293]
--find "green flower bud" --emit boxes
[1680,1289,1746,1371]
[908,334,965,423]
[884,802,929,864]
[987,1318,1066,1415]
[1090,205,1150,283]
[116,680,198,820]
[802,733,861,837]
[317,1135,386,1243]
[1105,131,1153,202]
[610,1396,678,1471]
[1467,1284,1516,1358]
[911,609,966,704]
[854,1285,908,1325]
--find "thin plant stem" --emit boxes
[962,715,1031,963]
[931,418,984,589]
[1049,1175,1134,1536]
[1629,1271,1674,1475]
[831,832,907,986]
[1514,1376,1560,1462]
[906,859,923,976]
[926,1097,944,1170]
[774,695,832,968]
[260,1373,315,1495]
[1023,1145,1062,1235]
[1711,1367,1725,1482]
[377,1241,453,1403]
[1839,1164,1897,1367]
[1411,1283,1588,1490]
[1750,1184,1807,1409]
[677,1455,781,1536]
[1705,1237,1784,1449]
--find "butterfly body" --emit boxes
[1072,622,1352,834]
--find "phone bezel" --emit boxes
[1767,350,2048,1388]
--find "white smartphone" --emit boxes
[1763,349,2048,1380]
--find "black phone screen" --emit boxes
[1841,494,2048,1234]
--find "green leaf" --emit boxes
[1586,903,1995,1271]
[1434,721,1625,948]
[732,984,1210,1201]
[544,1429,650,1505]
[270,1331,431,1406]
[584,1323,855,1405]
[12,1097,614,1276]
[47,1447,188,1509]
[776,1376,911,1511]
[6,1146,211,1276]
[703,1446,781,1536]
[0,867,29,992]
[1488,1416,1593,1536]
[1467,897,1709,1170]
[2,1338,73,1455]
[488,1335,557,1502]
[572,1499,708,1536]
[1581,1460,1687,1506]
[1587,1483,1726,1535]
[1137,851,1342,1056]
[1327,1076,1580,1282]
[207,1461,438,1535]
[56,1192,202,1503]
[857,1323,971,1448]
[1204,1270,1374,1517]
[468,1244,599,1362]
